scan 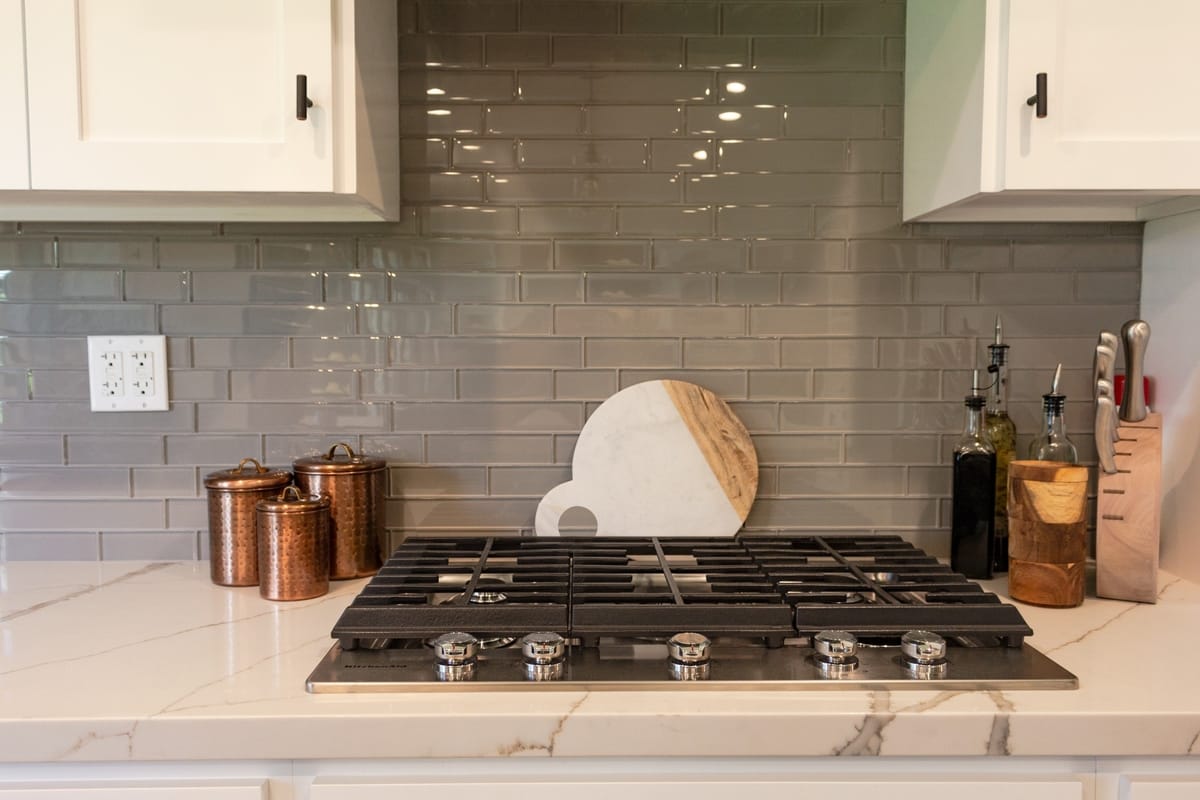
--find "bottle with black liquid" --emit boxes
[951,369,997,579]
[985,315,1016,574]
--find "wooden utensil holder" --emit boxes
[1007,460,1089,607]
[1096,412,1161,603]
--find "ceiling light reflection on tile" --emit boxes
[427,109,451,116]
[725,81,746,94]
[718,111,742,122]
[427,88,445,96]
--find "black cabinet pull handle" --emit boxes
[296,74,314,121]
[1026,72,1047,118]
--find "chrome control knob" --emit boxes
[814,630,859,663]
[521,631,566,665]
[667,632,711,681]
[900,630,947,664]
[432,632,479,681]
[901,630,947,679]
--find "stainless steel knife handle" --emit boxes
[1118,320,1150,422]
[1095,394,1118,474]
[1093,342,1115,398]
[1099,330,1118,353]
[1096,377,1119,444]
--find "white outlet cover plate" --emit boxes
[87,335,169,412]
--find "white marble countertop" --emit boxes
[2,560,1198,763]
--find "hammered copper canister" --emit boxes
[292,442,386,579]
[256,486,331,601]
[204,458,292,586]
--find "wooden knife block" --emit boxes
[1007,461,1089,607]
[1096,412,1161,603]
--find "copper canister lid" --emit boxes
[292,442,386,475]
[257,486,331,514]
[204,458,292,491]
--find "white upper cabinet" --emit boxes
[904,0,1200,222]
[2,0,398,221]
[0,0,29,190]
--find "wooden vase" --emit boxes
[1007,460,1089,607]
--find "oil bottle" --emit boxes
[952,369,997,579]
[985,316,1016,574]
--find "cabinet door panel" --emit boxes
[0,781,267,799]
[313,778,1084,800]
[1004,0,1200,189]
[0,0,28,189]
[1125,778,1200,799]
[25,0,333,192]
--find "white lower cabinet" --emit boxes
[0,780,268,799]
[310,777,1085,800]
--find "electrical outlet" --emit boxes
[87,335,169,412]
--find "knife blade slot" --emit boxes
[1117,468,1132,474]
[1101,514,1125,521]
[1115,451,1132,457]
[1101,489,1125,494]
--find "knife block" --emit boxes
[1096,412,1161,603]
[1007,461,1090,607]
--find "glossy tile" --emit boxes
[421,205,521,236]
[814,370,941,400]
[585,105,682,136]
[585,338,680,368]
[101,532,196,560]
[132,468,197,498]
[29,369,88,401]
[781,338,876,368]
[0,270,121,301]
[325,272,389,304]
[361,369,456,401]
[520,139,648,170]
[0,370,29,400]
[980,273,1073,304]
[685,36,749,69]
[359,305,454,335]
[400,71,514,102]
[0,499,164,530]
[717,273,779,304]
[403,137,451,168]
[519,206,615,235]
[58,239,153,269]
[785,106,884,139]
[554,369,617,399]
[552,36,683,67]
[259,239,355,270]
[848,239,944,270]
[753,37,883,70]
[165,435,261,465]
[686,173,880,205]
[398,34,484,67]
[487,466,573,497]
[1074,271,1140,302]
[557,305,744,336]
[814,206,904,239]
[392,272,518,303]
[619,369,745,397]
[1013,240,1142,271]
[230,370,356,401]
[459,369,554,399]
[0,434,64,464]
[0,237,55,268]
[782,273,908,304]
[746,370,811,400]
[718,139,846,172]
[751,305,942,337]
[824,2,906,35]
[362,238,552,270]
[652,239,747,271]
[684,338,777,368]
[519,0,617,32]
[419,0,518,33]
[0,467,130,497]
[617,206,713,237]
[125,271,190,302]
[392,337,581,368]
[395,497,538,529]
[848,139,903,171]
[162,305,355,336]
[427,434,554,464]
[67,435,164,465]
[456,304,553,335]
[717,206,814,238]
[878,338,974,369]
[721,3,817,34]
[486,105,583,135]
[587,273,712,304]
[686,106,781,137]
[191,272,323,303]
[402,171,485,202]
[778,466,905,496]
[751,240,847,271]
[0,304,155,335]
[4,532,100,560]
[488,173,679,203]
[521,274,584,303]
[746,497,934,528]
[521,71,709,103]
[557,241,650,270]
[193,338,288,368]
[724,72,903,106]
[751,434,842,464]
[454,139,517,169]
[780,401,960,433]
[945,304,1136,337]
[394,401,583,432]
[402,104,484,136]
[485,34,551,65]
[196,402,390,433]
[845,434,942,465]
[624,2,717,34]
[391,466,488,497]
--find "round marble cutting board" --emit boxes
[535,379,758,537]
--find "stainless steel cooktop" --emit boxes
[306,535,1078,692]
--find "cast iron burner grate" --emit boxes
[330,535,1031,650]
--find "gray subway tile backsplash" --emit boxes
[0,4,1144,560]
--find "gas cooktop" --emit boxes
[306,535,1077,691]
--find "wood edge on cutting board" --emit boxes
[662,380,758,520]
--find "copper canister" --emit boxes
[204,458,292,586]
[292,442,387,579]
[256,487,331,601]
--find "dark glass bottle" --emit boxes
[985,317,1016,574]
[951,374,997,579]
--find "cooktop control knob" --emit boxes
[432,631,479,681]
[813,630,860,676]
[900,630,948,678]
[667,632,711,681]
[521,631,566,681]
